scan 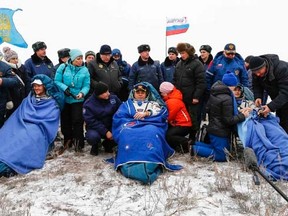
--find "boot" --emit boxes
[90,143,99,156]
[102,139,116,153]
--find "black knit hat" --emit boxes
[94,82,109,96]
[249,56,266,72]
[99,45,112,55]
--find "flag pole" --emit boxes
[165,17,167,58]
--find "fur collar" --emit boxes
[31,53,53,65]
[137,56,154,66]
[164,57,180,67]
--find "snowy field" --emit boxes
[1,144,288,216]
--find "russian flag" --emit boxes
[166,17,189,36]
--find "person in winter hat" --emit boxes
[83,81,121,156]
[3,47,18,62]
[129,44,163,91]
[174,42,206,143]
[112,48,131,101]
[2,46,30,119]
[250,54,288,133]
[206,42,248,91]
[160,47,180,83]
[86,44,122,99]
[55,48,70,70]
[222,71,238,87]
[84,50,95,67]
[54,48,90,152]
[192,71,251,161]
[176,43,195,56]
[24,41,55,79]
[159,81,192,153]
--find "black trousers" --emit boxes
[61,102,84,146]
[166,126,191,150]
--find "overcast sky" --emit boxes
[1,0,287,65]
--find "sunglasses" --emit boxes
[225,52,235,56]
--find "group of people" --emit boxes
[1,40,288,183]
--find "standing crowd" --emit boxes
[1,40,288,183]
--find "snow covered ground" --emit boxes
[1,144,288,216]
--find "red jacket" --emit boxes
[162,88,192,127]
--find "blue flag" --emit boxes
[0,8,28,48]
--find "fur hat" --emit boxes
[176,43,195,56]
[69,49,83,62]
[199,45,212,53]
[0,51,3,60]
[2,47,18,62]
[137,44,150,53]
[100,45,112,55]
[94,82,109,96]
[85,50,95,59]
[32,41,47,52]
[249,56,266,72]
[222,71,238,86]
[159,82,174,94]
[168,47,178,55]
[57,48,70,59]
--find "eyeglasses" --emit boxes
[225,52,235,56]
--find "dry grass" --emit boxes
[1,147,288,216]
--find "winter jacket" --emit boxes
[206,81,245,137]
[24,53,55,79]
[162,87,192,127]
[252,54,288,112]
[83,94,121,137]
[206,51,248,90]
[87,53,122,95]
[54,61,90,104]
[198,54,213,71]
[129,56,164,90]
[5,60,30,115]
[0,61,21,126]
[173,55,206,105]
[160,57,180,83]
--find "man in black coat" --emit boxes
[250,55,288,133]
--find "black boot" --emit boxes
[102,139,116,153]
[90,143,99,156]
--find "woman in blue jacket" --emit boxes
[55,49,90,151]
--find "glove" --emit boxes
[64,88,71,96]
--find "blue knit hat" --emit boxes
[222,71,238,86]
[69,49,83,61]
[112,48,121,56]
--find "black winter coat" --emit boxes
[252,54,288,112]
[173,56,206,105]
[206,81,245,137]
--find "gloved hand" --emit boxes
[64,88,71,96]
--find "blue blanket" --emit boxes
[0,92,61,174]
[112,99,182,171]
[238,111,288,180]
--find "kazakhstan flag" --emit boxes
[0,8,28,48]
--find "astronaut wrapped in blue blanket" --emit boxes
[238,110,288,181]
[112,82,182,184]
[0,74,64,177]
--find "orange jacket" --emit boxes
[162,87,192,127]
